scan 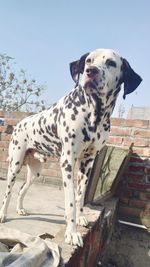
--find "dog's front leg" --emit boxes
[60,154,83,247]
[76,155,95,227]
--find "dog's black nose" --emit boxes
[86,66,99,77]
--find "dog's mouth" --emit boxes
[83,76,98,90]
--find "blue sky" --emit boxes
[0,0,149,116]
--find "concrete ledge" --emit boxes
[55,199,118,267]
[0,180,118,267]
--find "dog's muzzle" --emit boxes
[83,66,100,89]
[86,66,99,78]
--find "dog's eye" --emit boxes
[106,59,117,68]
[86,58,92,64]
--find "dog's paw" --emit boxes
[65,230,83,247]
[17,208,28,216]
[0,212,6,223]
[77,215,89,227]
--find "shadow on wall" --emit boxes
[115,152,150,229]
[100,223,150,267]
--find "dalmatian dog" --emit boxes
[0,49,142,247]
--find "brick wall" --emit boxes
[0,112,150,226]
[108,118,150,227]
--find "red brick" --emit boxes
[111,118,149,128]
[0,153,8,162]
[1,134,11,141]
[129,156,144,163]
[43,162,50,169]
[0,141,9,148]
[1,162,9,169]
[120,197,129,205]
[129,199,148,209]
[128,182,150,191]
[48,156,59,162]
[41,169,58,177]
[111,118,125,126]
[146,193,150,199]
[133,138,149,147]
[127,173,144,183]
[124,119,149,128]
[0,126,6,133]
[132,147,150,157]
[50,162,61,170]
[128,165,145,173]
[57,170,62,177]
[108,136,123,145]
[5,119,19,126]
[1,111,30,119]
[43,161,60,170]
[6,111,31,119]
[110,127,132,136]
[134,129,150,138]
[119,205,143,217]
[115,187,133,198]
[123,137,134,146]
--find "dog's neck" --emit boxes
[77,84,121,131]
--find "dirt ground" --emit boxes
[99,223,150,267]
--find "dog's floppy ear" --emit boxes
[70,53,89,84]
[122,58,142,99]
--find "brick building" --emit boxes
[127,106,150,120]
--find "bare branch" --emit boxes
[0,54,47,112]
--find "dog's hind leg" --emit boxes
[17,157,42,215]
[0,152,24,223]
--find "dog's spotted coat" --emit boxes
[0,49,142,247]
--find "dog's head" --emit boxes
[70,49,142,99]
